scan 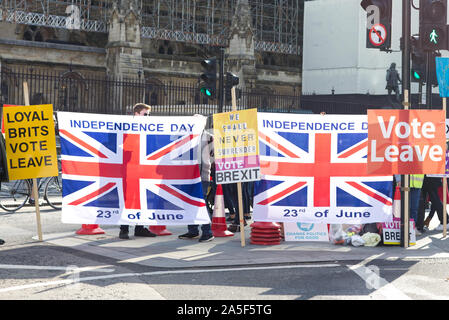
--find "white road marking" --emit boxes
[347,254,411,300]
[0,264,115,273]
[0,263,340,293]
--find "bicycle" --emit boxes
[0,154,62,212]
[0,175,62,212]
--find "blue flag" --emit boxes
[435,57,449,97]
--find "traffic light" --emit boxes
[411,37,426,82]
[429,51,442,86]
[411,50,426,82]
[199,57,217,99]
[360,0,392,50]
[225,72,239,102]
[419,0,448,51]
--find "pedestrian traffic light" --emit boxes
[225,72,239,102]
[360,0,392,50]
[419,0,448,51]
[199,57,217,99]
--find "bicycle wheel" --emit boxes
[44,176,62,210]
[0,179,31,212]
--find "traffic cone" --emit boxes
[393,185,401,218]
[250,221,282,245]
[76,224,105,235]
[149,225,172,236]
[211,184,234,237]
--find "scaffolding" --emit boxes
[0,0,302,55]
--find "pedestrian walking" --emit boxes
[386,62,402,102]
[419,176,449,231]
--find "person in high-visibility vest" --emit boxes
[396,174,424,235]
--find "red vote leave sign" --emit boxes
[367,109,446,175]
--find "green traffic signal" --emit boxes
[199,57,217,98]
[429,28,439,44]
[413,71,422,80]
[200,87,212,97]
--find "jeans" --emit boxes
[409,188,421,225]
[187,181,212,236]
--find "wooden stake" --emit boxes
[231,87,246,247]
[23,81,43,242]
[403,89,409,248]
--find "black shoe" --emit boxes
[134,228,157,237]
[119,230,129,240]
[178,232,200,240]
[199,234,214,242]
[0,239,4,245]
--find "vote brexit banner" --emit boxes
[382,218,416,246]
[253,113,393,224]
[3,104,58,180]
[213,108,260,184]
[57,112,211,226]
[367,109,446,175]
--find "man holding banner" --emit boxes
[58,106,211,231]
[119,103,157,240]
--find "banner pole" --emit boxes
[401,89,410,248]
[444,97,447,238]
[23,81,43,242]
[400,0,411,249]
[231,86,246,247]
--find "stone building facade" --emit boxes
[0,0,303,114]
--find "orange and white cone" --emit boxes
[76,224,105,235]
[149,225,172,236]
[211,184,234,237]
[393,185,401,218]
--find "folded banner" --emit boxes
[57,112,210,226]
[435,57,449,97]
[253,113,393,224]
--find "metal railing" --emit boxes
[0,66,302,116]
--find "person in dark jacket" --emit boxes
[386,63,402,102]
[419,176,449,231]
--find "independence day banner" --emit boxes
[253,113,393,224]
[57,112,211,226]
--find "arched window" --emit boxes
[144,78,164,107]
[57,71,87,112]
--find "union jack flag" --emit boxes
[57,112,211,226]
[253,113,393,224]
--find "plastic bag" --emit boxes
[350,234,365,247]
[361,232,381,247]
[329,224,350,245]
[344,224,363,234]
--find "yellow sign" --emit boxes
[3,104,58,180]
[213,108,260,184]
